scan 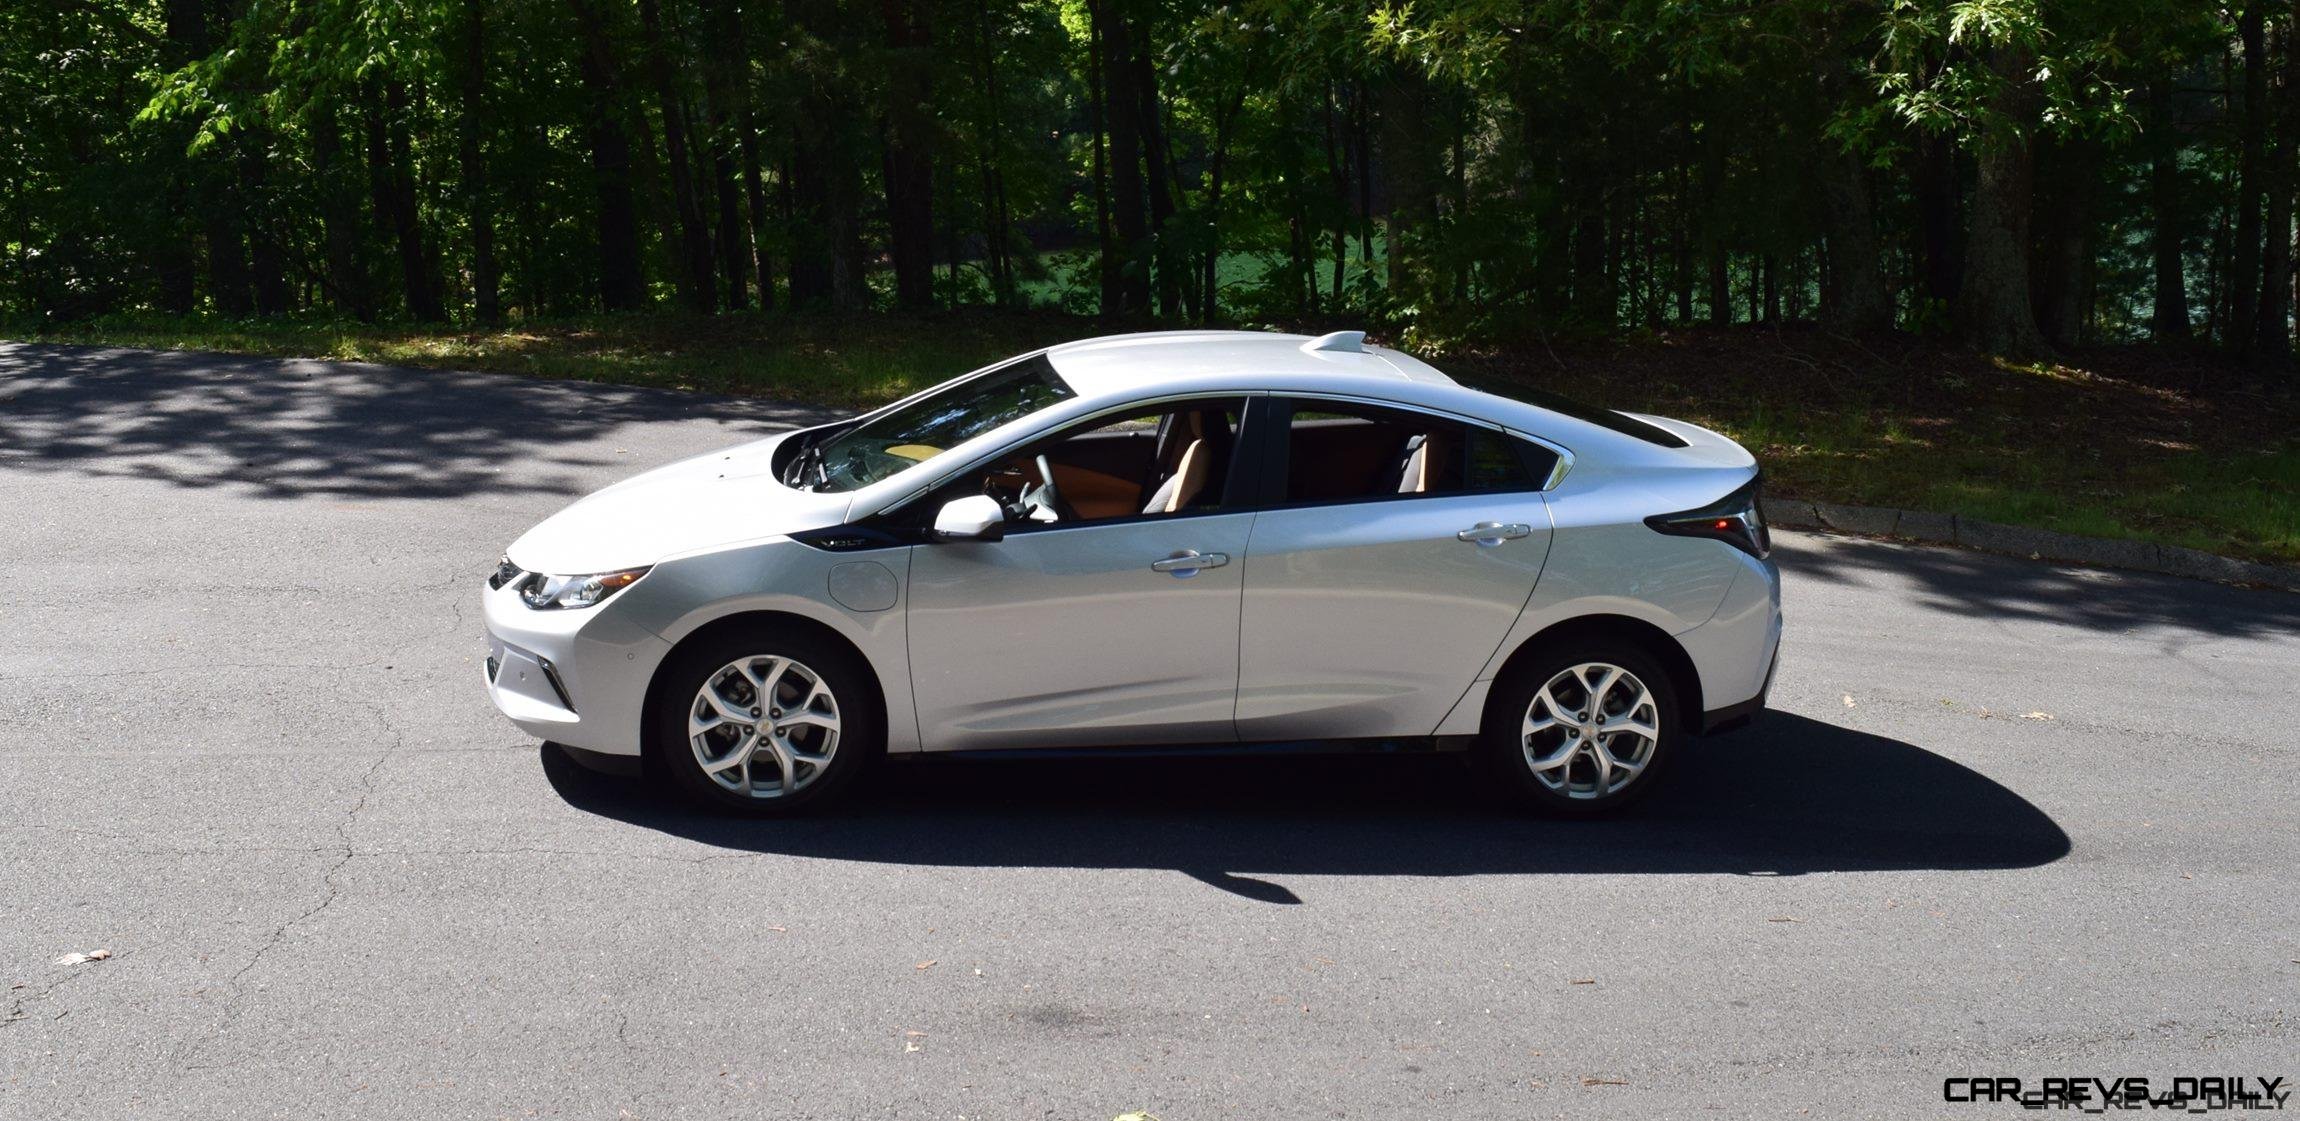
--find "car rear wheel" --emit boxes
[653,629,881,814]
[1482,641,1679,815]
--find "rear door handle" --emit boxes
[1456,522,1533,546]
[1150,550,1230,576]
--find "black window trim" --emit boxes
[1251,393,1568,513]
[869,391,1266,538]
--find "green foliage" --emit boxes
[0,0,2289,361]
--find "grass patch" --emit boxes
[14,311,2300,567]
[28,309,1085,409]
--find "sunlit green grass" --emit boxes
[1671,393,2298,565]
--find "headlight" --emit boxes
[517,567,650,610]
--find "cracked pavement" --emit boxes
[2,341,2296,1118]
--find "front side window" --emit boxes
[1278,399,1548,504]
[792,354,1074,492]
[920,399,1246,528]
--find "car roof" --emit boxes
[841,330,1753,521]
[1042,330,1456,401]
[1034,330,1692,456]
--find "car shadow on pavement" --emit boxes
[541,712,2070,903]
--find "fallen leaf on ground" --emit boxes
[52,949,110,966]
[914,960,937,971]
[1582,1076,1629,1086]
[2020,711,2055,721]
[1567,978,1596,985]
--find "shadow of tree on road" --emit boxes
[544,713,2069,903]
[1779,532,2300,642]
[0,342,831,500]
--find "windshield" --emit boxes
[794,354,1076,492]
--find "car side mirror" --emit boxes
[932,494,1008,541]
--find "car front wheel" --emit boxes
[653,630,881,814]
[1482,641,1680,814]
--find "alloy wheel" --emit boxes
[1520,661,1661,800]
[687,655,842,799]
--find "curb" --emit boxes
[1760,497,2300,594]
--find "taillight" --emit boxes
[1645,475,1770,559]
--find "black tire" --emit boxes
[650,627,883,814]
[1480,638,1681,816]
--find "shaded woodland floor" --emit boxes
[19,312,2297,565]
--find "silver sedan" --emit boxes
[481,330,1782,815]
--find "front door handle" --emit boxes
[1456,522,1533,546]
[1150,550,1230,576]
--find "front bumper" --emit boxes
[480,577,673,756]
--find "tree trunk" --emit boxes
[969,0,1012,305]
[1810,35,1890,335]
[459,0,501,325]
[1379,66,1443,313]
[1101,2,1147,314]
[2259,10,2298,365]
[1817,151,1891,334]
[571,0,647,311]
[2030,136,2100,347]
[204,192,253,316]
[241,128,291,316]
[1131,37,1180,318]
[699,0,751,311]
[2150,139,2192,343]
[1954,47,2046,357]
[638,0,716,312]
[154,0,210,315]
[876,0,935,311]
[1199,84,1248,323]
[1322,81,1347,309]
[1087,0,1118,316]
[2233,4,2270,352]
[384,81,444,321]
[1702,117,1728,326]
[1914,133,1963,309]
[739,119,774,309]
[310,106,372,320]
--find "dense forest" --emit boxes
[2,0,2295,366]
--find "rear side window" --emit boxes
[1453,375,1689,448]
[1276,399,1552,504]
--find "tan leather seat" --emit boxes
[1142,438,1210,514]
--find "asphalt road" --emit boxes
[3,342,2295,1119]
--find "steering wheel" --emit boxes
[1028,453,1081,522]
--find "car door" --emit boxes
[904,397,1258,751]
[1234,396,1558,741]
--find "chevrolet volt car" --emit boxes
[482,330,1781,815]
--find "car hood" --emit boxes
[507,432,854,574]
